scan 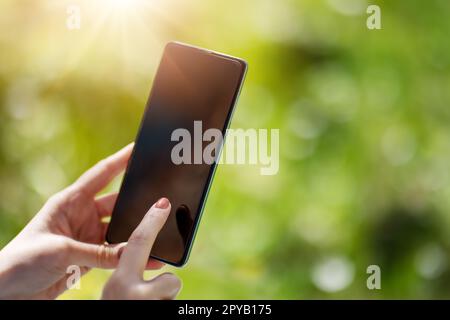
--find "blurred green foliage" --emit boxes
[1,0,450,299]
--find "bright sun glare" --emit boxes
[100,0,146,14]
[60,0,171,78]
[110,0,141,9]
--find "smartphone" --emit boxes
[106,42,247,266]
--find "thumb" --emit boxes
[68,240,126,269]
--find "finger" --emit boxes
[68,240,126,269]
[118,198,171,275]
[73,143,134,196]
[69,239,166,270]
[96,192,118,218]
[139,273,181,300]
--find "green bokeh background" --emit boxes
[1,0,450,299]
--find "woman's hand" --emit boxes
[102,197,181,300]
[0,143,175,299]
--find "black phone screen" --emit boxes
[106,42,246,266]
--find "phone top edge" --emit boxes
[166,41,248,69]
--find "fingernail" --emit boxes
[155,197,170,209]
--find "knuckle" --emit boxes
[160,272,182,289]
[150,273,181,300]
[103,274,140,299]
[128,231,149,246]
[60,238,73,253]
[148,210,165,222]
[142,210,166,228]
[50,238,73,265]
[99,158,114,172]
[54,187,88,211]
[131,284,153,300]
[47,190,67,208]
